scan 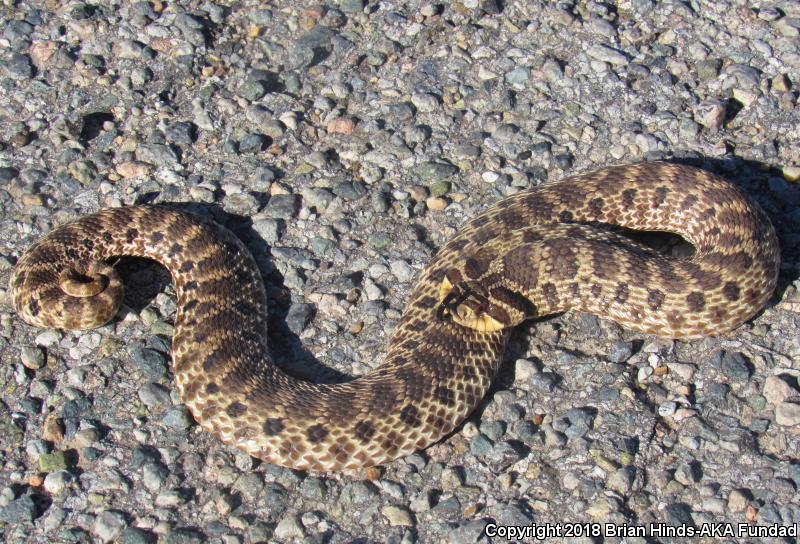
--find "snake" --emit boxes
[9,162,780,471]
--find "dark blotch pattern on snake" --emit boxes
[9,163,780,471]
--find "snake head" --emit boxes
[437,271,517,332]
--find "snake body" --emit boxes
[9,163,780,471]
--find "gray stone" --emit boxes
[514,358,537,383]
[286,303,315,334]
[43,470,74,494]
[299,477,327,499]
[0,166,20,184]
[130,347,168,381]
[247,522,273,543]
[382,102,415,121]
[238,79,267,101]
[776,402,800,426]
[5,53,34,79]
[607,340,634,362]
[239,133,269,153]
[776,17,800,37]
[301,187,335,210]
[711,350,752,383]
[138,383,172,408]
[411,92,439,112]
[136,143,179,166]
[679,118,701,140]
[429,180,450,197]
[529,372,559,392]
[674,462,701,485]
[164,121,195,147]
[114,39,145,60]
[263,194,299,219]
[382,505,414,526]
[271,247,317,269]
[607,466,636,494]
[389,260,414,282]
[249,9,273,24]
[487,441,523,471]
[155,490,188,507]
[415,161,457,182]
[514,421,539,445]
[555,407,597,439]
[587,43,629,65]
[431,495,461,519]
[492,123,518,142]
[252,218,284,244]
[142,462,169,492]
[368,233,391,250]
[93,510,128,542]
[162,527,205,544]
[338,0,366,13]
[664,502,694,525]
[42,506,67,533]
[310,236,335,256]
[630,0,655,13]
[274,515,304,539]
[0,495,37,523]
[20,346,45,369]
[162,406,194,430]
[764,375,797,405]
[333,180,367,200]
[505,67,530,84]
[3,20,34,43]
[554,153,573,169]
[469,433,493,456]
[448,520,490,542]
[695,59,722,81]
[693,99,726,130]
[120,527,157,544]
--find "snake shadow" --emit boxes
[121,198,353,385]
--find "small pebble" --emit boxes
[764,375,797,405]
[693,99,726,129]
[43,470,74,495]
[20,346,45,370]
[775,402,800,426]
[93,510,128,542]
[382,505,414,526]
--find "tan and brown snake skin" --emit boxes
[9,162,780,471]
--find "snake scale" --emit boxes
[9,162,780,471]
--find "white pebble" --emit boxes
[514,358,538,383]
[35,330,62,348]
[482,171,500,183]
[43,470,74,495]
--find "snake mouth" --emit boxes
[437,275,509,333]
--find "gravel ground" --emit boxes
[1,1,800,543]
